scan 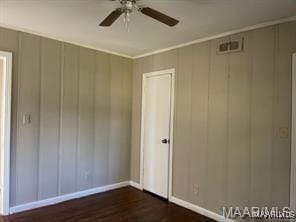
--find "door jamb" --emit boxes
[0,51,12,215]
[291,53,296,210]
[139,68,175,200]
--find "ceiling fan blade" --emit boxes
[140,7,179,27]
[99,9,122,27]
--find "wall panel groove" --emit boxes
[174,46,192,201]
[58,43,65,196]
[190,41,210,207]
[16,33,41,205]
[75,48,81,192]
[11,30,20,207]
[227,32,251,207]
[14,32,22,206]
[77,48,97,190]
[93,52,111,187]
[271,25,279,207]
[38,38,61,200]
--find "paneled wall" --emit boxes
[131,21,296,213]
[0,27,132,207]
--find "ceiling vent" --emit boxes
[217,38,244,54]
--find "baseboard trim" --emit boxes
[129,181,142,190]
[10,181,130,214]
[10,181,232,221]
[170,196,233,222]
[128,181,229,222]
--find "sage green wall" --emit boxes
[0,27,132,207]
[131,21,296,213]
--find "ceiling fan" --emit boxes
[99,0,179,28]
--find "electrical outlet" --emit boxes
[279,127,289,139]
[85,171,91,182]
[193,185,199,195]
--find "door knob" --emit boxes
[161,139,170,144]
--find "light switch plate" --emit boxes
[279,127,289,139]
[22,114,31,125]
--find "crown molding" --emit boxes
[1,15,296,60]
[0,23,133,59]
[132,15,296,59]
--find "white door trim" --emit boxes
[291,53,296,210]
[0,51,12,215]
[139,68,175,200]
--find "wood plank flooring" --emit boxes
[1,187,215,222]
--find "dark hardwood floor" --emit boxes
[1,187,215,222]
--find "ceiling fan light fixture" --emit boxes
[121,0,137,31]
[99,0,179,29]
[123,10,131,31]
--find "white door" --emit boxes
[142,72,172,198]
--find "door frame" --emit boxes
[0,51,12,215]
[291,53,296,209]
[139,68,175,200]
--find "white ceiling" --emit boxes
[0,0,296,58]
